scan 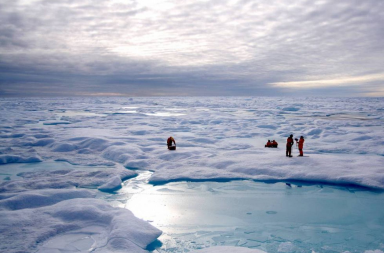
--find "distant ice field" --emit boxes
[1,97,384,253]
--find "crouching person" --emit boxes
[265,140,272,148]
[167,136,176,150]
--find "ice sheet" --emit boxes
[1,97,383,189]
[1,97,384,252]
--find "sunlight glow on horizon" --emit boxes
[270,73,384,89]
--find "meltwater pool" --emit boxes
[111,172,384,253]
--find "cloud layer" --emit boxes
[1,0,383,96]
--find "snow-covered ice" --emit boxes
[0,97,384,252]
[0,162,158,253]
[1,197,161,253]
[1,97,383,189]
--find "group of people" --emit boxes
[170,135,305,157]
[265,135,305,157]
[265,140,278,148]
[286,135,305,157]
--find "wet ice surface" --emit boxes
[1,97,384,253]
[111,172,384,253]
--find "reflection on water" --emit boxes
[119,172,384,253]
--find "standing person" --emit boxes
[297,136,305,156]
[286,134,294,157]
[167,136,176,150]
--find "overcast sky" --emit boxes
[0,0,383,97]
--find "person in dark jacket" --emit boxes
[286,134,294,157]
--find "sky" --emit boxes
[0,0,383,97]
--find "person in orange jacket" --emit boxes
[265,140,272,147]
[297,136,305,156]
[286,134,294,157]
[272,140,278,148]
[167,136,176,149]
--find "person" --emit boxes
[286,134,294,157]
[167,136,176,150]
[272,140,278,148]
[265,140,272,147]
[297,136,305,156]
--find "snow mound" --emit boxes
[0,198,161,253]
[76,137,111,151]
[98,176,122,192]
[51,143,76,152]
[0,189,94,210]
[102,145,142,163]
[28,138,55,147]
[124,160,150,170]
[0,167,137,193]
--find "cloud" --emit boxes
[0,0,383,96]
